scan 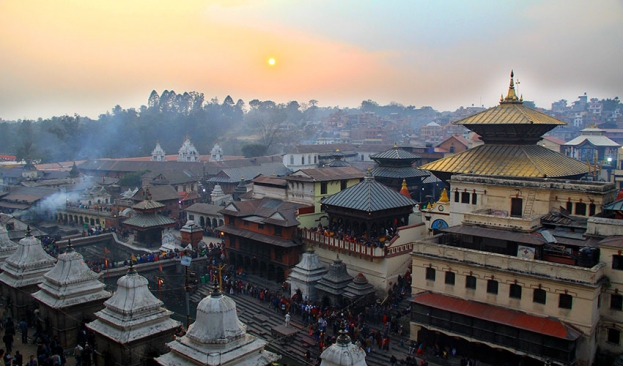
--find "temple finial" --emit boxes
[501,70,520,104]
[66,238,74,252]
[211,280,222,297]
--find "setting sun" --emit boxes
[268,58,276,66]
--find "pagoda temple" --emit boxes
[122,188,177,247]
[156,284,280,366]
[370,145,429,197]
[320,171,416,241]
[420,71,589,181]
[287,246,328,303]
[315,256,353,307]
[87,265,180,366]
[326,149,350,167]
[0,228,56,320]
[319,323,367,366]
[32,241,111,348]
[0,226,17,267]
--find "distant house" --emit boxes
[436,134,469,155]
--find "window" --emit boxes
[425,267,436,281]
[510,198,523,217]
[454,191,459,203]
[257,223,264,230]
[445,271,455,285]
[465,275,477,290]
[608,328,621,344]
[274,226,282,237]
[589,203,596,216]
[341,180,348,191]
[613,255,623,270]
[510,284,522,299]
[243,220,249,227]
[301,156,305,165]
[611,294,623,311]
[575,202,587,216]
[461,192,470,203]
[188,214,194,221]
[290,155,294,165]
[321,182,328,195]
[566,201,573,213]
[533,289,546,304]
[314,155,318,164]
[559,294,573,309]
[472,193,478,205]
[487,280,498,294]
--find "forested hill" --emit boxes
[0,90,432,164]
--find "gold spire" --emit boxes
[438,188,450,203]
[394,143,398,148]
[399,179,410,198]
[501,70,521,104]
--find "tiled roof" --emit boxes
[413,292,582,340]
[185,203,224,216]
[123,214,176,229]
[219,225,299,248]
[132,200,165,210]
[220,198,303,227]
[454,103,566,126]
[252,174,287,186]
[370,166,430,179]
[320,175,416,212]
[208,163,290,183]
[134,185,180,202]
[370,147,420,160]
[420,144,588,179]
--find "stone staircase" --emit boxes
[190,284,416,366]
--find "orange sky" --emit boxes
[1,0,622,119]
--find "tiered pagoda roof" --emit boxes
[86,266,180,344]
[370,145,429,180]
[320,173,416,212]
[32,243,111,309]
[289,247,328,284]
[343,273,375,301]
[315,257,353,297]
[157,285,280,366]
[0,229,56,288]
[420,71,589,181]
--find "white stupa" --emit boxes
[320,324,367,366]
[178,136,200,162]
[156,284,280,366]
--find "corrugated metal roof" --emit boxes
[454,103,566,126]
[412,292,582,340]
[420,144,588,178]
[286,166,364,182]
[370,147,420,160]
[185,203,224,215]
[564,135,619,147]
[132,200,165,210]
[371,166,430,179]
[208,163,290,183]
[320,176,416,212]
[219,225,299,247]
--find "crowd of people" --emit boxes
[307,222,399,249]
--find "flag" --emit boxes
[131,254,137,262]
[104,247,111,254]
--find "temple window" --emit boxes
[575,202,587,216]
[465,275,477,290]
[425,267,436,281]
[461,192,470,203]
[509,284,522,299]
[559,294,573,309]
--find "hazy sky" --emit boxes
[1,0,622,120]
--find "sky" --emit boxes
[1,0,622,120]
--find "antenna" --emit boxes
[515,77,521,95]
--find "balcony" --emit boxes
[413,237,606,286]
[463,209,542,232]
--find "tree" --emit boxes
[241,143,268,158]
[118,170,148,188]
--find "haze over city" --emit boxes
[1,0,621,120]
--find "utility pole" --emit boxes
[181,252,192,329]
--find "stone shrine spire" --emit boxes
[0,226,17,265]
[156,282,280,366]
[210,139,224,162]
[151,141,167,161]
[177,135,200,162]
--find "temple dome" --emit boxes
[185,287,246,344]
[320,328,367,366]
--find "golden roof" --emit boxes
[455,71,565,127]
[420,144,588,179]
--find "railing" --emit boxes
[299,228,411,259]
[463,209,542,232]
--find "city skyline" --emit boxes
[1,0,621,120]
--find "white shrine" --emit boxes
[178,136,200,162]
[210,140,224,162]
[288,246,328,303]
[0,226,17,266]
[0,228,56,320]
[320,325,367,366]
[87,265,180,366]
[151,141,167,161]
[156,284,280,366]
[32,241,111,348]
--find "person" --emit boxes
[12,351,21,366]
[390,355,398,366]
[2,333,12,354]
[3,352,11,366]
[25,356,36,366]
[18,320,27,344]
[73,344,82,366]
[285,313,291,327]
[82,343,92,366]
